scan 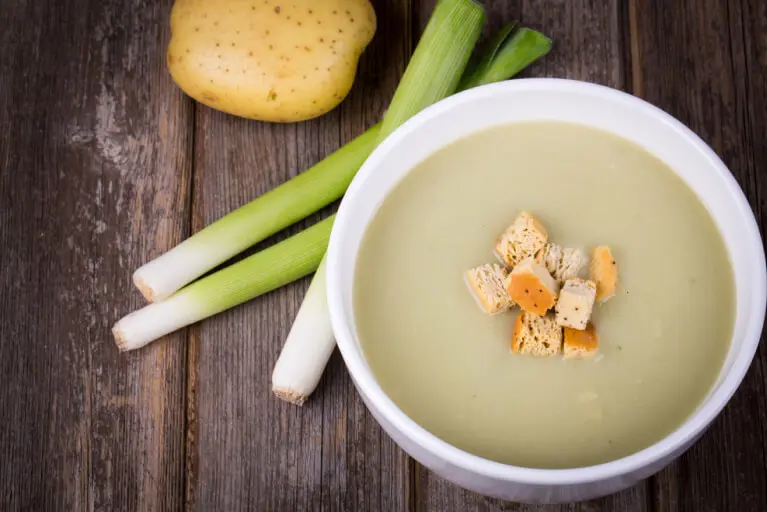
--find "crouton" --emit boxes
[590,246,618,303]
[563,322,599,359]
[494,211,548,267]
[555,278,597,330]
[465,263,514,315]
[512,311,563,356]
[535,243,586,284]
[506,257,559,316]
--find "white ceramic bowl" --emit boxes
[325,79,766,504]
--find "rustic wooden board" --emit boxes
[185,1,413,509]
[1,0,766,510]
[0,0,191,510]
[630,0,767,509]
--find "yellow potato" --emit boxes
[168,0,376,122]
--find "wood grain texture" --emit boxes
[1,0,766,510]
[411,1,647,510]
[630,0,767,511]
[185,1,412,510]
[0,0,192,510]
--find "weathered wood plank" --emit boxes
[417,469,651,512]
[185,1,412,509]
[411,0,647,510]
[630,0,767,510]
[0,0,192,510]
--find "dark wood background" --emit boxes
[1,0,765,510]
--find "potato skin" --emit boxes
[168,0,376,122]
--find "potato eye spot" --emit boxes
[274,6,280,13]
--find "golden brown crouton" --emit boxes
[563,322,599,359]
[465,263,514,315]
[590,246,618,303]
[506,257,559,316]
[512,311,563,356]
[494,211,548,267]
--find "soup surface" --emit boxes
[354,121,735,469]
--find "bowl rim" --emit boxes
[326,78,767,485]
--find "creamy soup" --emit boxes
[354,122,735,469]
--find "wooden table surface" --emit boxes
[1,0,766,510]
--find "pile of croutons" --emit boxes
[465,212,618,359]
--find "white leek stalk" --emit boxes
[271,0,486,404]
[114,216,334,351]
[132,130,377,302]
[271,258,335,405]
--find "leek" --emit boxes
[459,27,553,90]
[272,259,334,405]
[114,216,334,351]
[271,0,485,404]
[133,129,377,302]
[375,0,485,144]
